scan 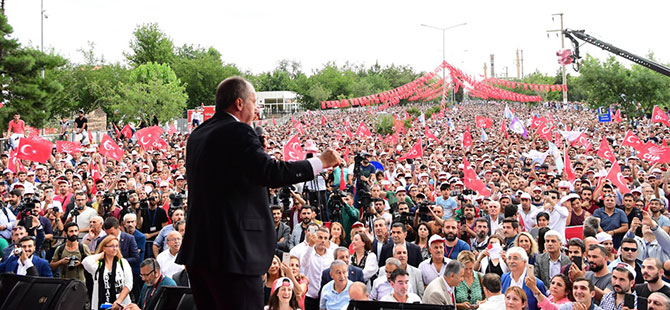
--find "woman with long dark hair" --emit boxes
[82,235,133,310]
[265,277,300,310]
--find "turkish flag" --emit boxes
[321,115,327,127]
[652,106,669,126]
[283,135,305,162]
[424,126,438,142]
[463,158,491,196]
[121,124,133,139]
[345,127,354,139]
[613,109,622,123]
[501,119,508,139]
[475,116,493,128]
[531,116,548,129]
[56,141,82,154]
[622,131,645,151]
[294,122,304,135]
[606,163,631,194]
[597,137,617,163]
[7,150,25,173]
[463,127,473,149]
[99,134,124,161]
[398,138,423,161]
[16,138,53,163]
[571,133,592,152]
[563,147,575,182]
[90,161,102,180]
[536,124,553,141]
[135,126,163,149]
[355,121,372,137]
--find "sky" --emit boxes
[5,0,669,79]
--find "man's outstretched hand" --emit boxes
[319,148,342,169]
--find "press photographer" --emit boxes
[50,222,90,282]
[327,190,359,244]
[353,152,375,211]
[16,195,51,255]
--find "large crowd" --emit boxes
[1,99,670,310]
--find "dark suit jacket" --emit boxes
[118,232,140,269]
[378,241,423,268]
[320,265,364,289]
[276,222,291,252]
[534,252,571,287]
[0,255,53,277]
[172,269,190,287]
[371,238,391,264]
[176,112,315,276]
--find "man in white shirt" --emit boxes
[156,231,184,278]
[302,227,335,310]
[518,192,538,231]
[65,191,97,238]
[380,268,421,303]
[479,273,505,310]
[543,190,569,240]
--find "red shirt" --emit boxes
[8,120,25,134]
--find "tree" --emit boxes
[109,62,187,124]
[301,82,330,110]
[171,45,241,108]
[124,23,175,67]
[0,13,67,127]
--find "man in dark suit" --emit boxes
[0,236,52,277]
[176,77,340,310]
[379,222,423,268]
[272,205,291,252]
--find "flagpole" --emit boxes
[420,22,467,105]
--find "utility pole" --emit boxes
[520,49,524,78]
[490,54,495,78]
[41,0,46,78]
[483,63,487,79]
[516,49,521,78]
[547,13,567,104]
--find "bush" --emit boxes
[375,114,395,136]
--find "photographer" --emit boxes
[0,236,52,277]
[17,196,53,256]
[368,198,393,230]
[337,191,359,245]
[65,191,98,238]
[139,191,169,242]
[303,148,329,221]
[353,153,376,210]
[50,222,90,282]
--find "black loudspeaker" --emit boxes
[149,286,196,310]
[347,300,455,310]
[0,274,88,310]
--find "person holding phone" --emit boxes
[598,264,637,310]
[500,247,546,310]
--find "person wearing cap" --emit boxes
[518,192,539,232]
[418,235,450,286]
[594,194,629,250]
[598,263,637,310]
[607,238,643,284]
[266,276,301,310]
[564,192,589,227]
[73,109,89,144]
[533,230,571,288]
[648,198,670,234]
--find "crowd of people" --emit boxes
[1,94,670,310]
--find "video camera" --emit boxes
[328,190,347,223]
[415,202,435,222]
[278,185,295,209]
[17,196,41,218]
[168,193,186,216]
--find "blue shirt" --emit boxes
[320,280,352,310]
[435,196,458,219]
[444,240,471,260]
[593,208,628,231]
[138,275,177,309]
[501,272,546,310]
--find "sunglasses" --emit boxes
[621,247,637,252]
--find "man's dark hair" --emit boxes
[536,211,550,222]
[567,238,585,254]
[621,238,637,248]
[18,236,35,245]
[482,273,502,293]
[463,204,476,212]
[270,205,282,212]
[573,277,594,292]
[623,193,634,200]
[391,222,407,233]
[613,266,635,281]
[103,217,120,230]
[390,268,409,282]
[504,204,518,218]
[440,183,450,191]
[548,189,560,197]
[582,226,597,239]
[503,217,519,229]
[215,77,253,111]
[64,222,79,232]
[140,258,160,270]
[474,217,489,229]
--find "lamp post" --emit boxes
[547,13,567,104]
[421,22,467,104]
[40,0,47,78]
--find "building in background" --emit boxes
[256,91,300,117]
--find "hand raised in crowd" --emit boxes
[641,209,657,229]
[318,148,341,168]
[630,216,641,233]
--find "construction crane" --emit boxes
[563,29,670,77]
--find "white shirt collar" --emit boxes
[510,269,527,288]
[226,112,240,122]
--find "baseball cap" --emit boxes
[272,277,294,292]
[428,235,445,245]
[520,193,531,200]
[596,232,613,243]
[394,186,406,194]
[532,186,542,192]
[351,221,364,229]
[613,262,636,279]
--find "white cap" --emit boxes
[394,186,406,193]
[159,181,170,187]
[612,262,636,279]
[558,180,572,189]
[520,193,531,200]
[428,234,445,245]
[596,232,613,243]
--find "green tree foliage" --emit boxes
[124,23,175,67]
[109,62,187,124]
[171,45,241,108]
[375,114,394,136]
[0,13,67,127]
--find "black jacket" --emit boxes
[176,112,315,276]
[379,241,423,268]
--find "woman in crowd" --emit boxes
[526,274,572,310]
[330,222,346,247]
[264,255,284,304]
[505,286,528,310]
[350,231,379,283]
[455,251,484,308]
[288,256,308,310]
[414,222,432,260]
[265,277,300,310]
[82,235,133,310]
[514,232,539,265]
[474,235,508,276]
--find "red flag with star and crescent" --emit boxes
[606,163,631,194]
[283,135,305,162]
[613,109,622,123]
[597,136,617,163]
[424,126,438,142]
[622,130,645,151]
[462,127,473,149]
[16,137,53,163]
[99,134,124,161]
[135,126,163,150]
[355,121,372,137]
[463,158,490,196]
[563,147,575,182]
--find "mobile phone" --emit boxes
[526,265,535,277]
[282,252,291,265]
[624,293,635,309]
[571,256,582,270]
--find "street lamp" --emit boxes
[547,13,567,104]
[420,22,467,104]
[41,0,48,78]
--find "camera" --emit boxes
[328,190,346,223]
[67,255,78,270]
[416,202,434,222]
[168,193,186,217]
[18,196,40,219]
[278,186,295,209]
[394,211,415,226]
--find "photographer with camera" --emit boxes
[65,191,98,238]
[303,143,330,221]
[17,195,53,257]
[139,190,169,244]
[51,222,90,282]
[353,153,376,210]
[0,198,17,242]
